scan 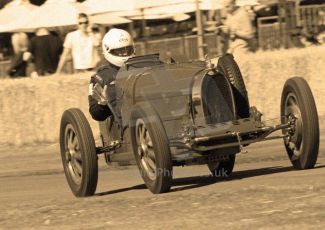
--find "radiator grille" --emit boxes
[201,74,235,124]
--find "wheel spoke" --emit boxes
[68,130,74,149]
[136,127,144,156]
[68,161,81,183]
[147,148,156,163]
[145,156,156,174]
[72,135,79,150]
[135,118,159,181]
[136,125,143,145]
[64,124,85,185]
[145,132,153,147]
[67,163,75,177]
[74,151,82,161]
[141,158,149,171]
[73,158,82,176]
[139,125,146,144]
[137,146,143,157]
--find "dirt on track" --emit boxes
[0,128,324,229]
[1,159,325,230]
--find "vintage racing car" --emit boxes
[59,53,319,197]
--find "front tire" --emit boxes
[217,54,250,118]
[281,77,319,169]
[60,108,98,197]
[130,103,173,194]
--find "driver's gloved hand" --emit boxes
[89,83,108,105]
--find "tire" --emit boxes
[60,108,98,197]
[217,53,250,118]
[130,103,173,194]
[207,154,235,178]
[281,77,319,170]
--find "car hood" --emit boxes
[126,62,207,101]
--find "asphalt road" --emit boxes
[0,130,324,229]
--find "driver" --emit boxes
[88,28,135,121]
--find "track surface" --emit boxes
[0,128,324,229]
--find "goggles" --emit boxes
[110,46,134,57]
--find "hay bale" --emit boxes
[0,46,324,145]
[0,73,100,145]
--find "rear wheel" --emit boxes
[60,108,98,197]
[281,77,319,169]
[217,54,250,118]
[130,103,173,194]
[207,154,236,178]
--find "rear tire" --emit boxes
[281,77,319,169]
[207,154,235,178]
[217,54,250,118]
[60,108,98,197]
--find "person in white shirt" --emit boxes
[56,13,101,74]
[221,0,255,57]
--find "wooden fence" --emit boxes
[258,3,325,50]
[300,4,325,34]
[134,32,222,61]
[257,16,283,50]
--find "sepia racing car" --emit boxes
[59,53,319,197]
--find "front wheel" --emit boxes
[281,77,319,169]
[130,103,173,194]
[60,108,98,197]
[217,54,250,118]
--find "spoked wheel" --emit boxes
[60,108,98,197]
[207,154,236,178]
[130,103,172,194]
[64,124,83,185]
[135,119,157,180]
[281,77,319,169]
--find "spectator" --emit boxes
[89,24,102,67]
[11,32,28,55]
[221,0,256,57]
[27,28,63,76]
[56,13,101,74]
[7,32,29,77]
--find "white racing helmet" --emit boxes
[102,28,135,67]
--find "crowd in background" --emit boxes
[2,0,325,78]
[8,28,63,77]
[7,12,103,78]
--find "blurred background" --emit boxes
[0,0,325,145]
[0,0,325,77]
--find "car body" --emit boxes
[101,54,249,164]
[60,53,319,196]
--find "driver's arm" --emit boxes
[88,74,112,121]
[88,95,111,121]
